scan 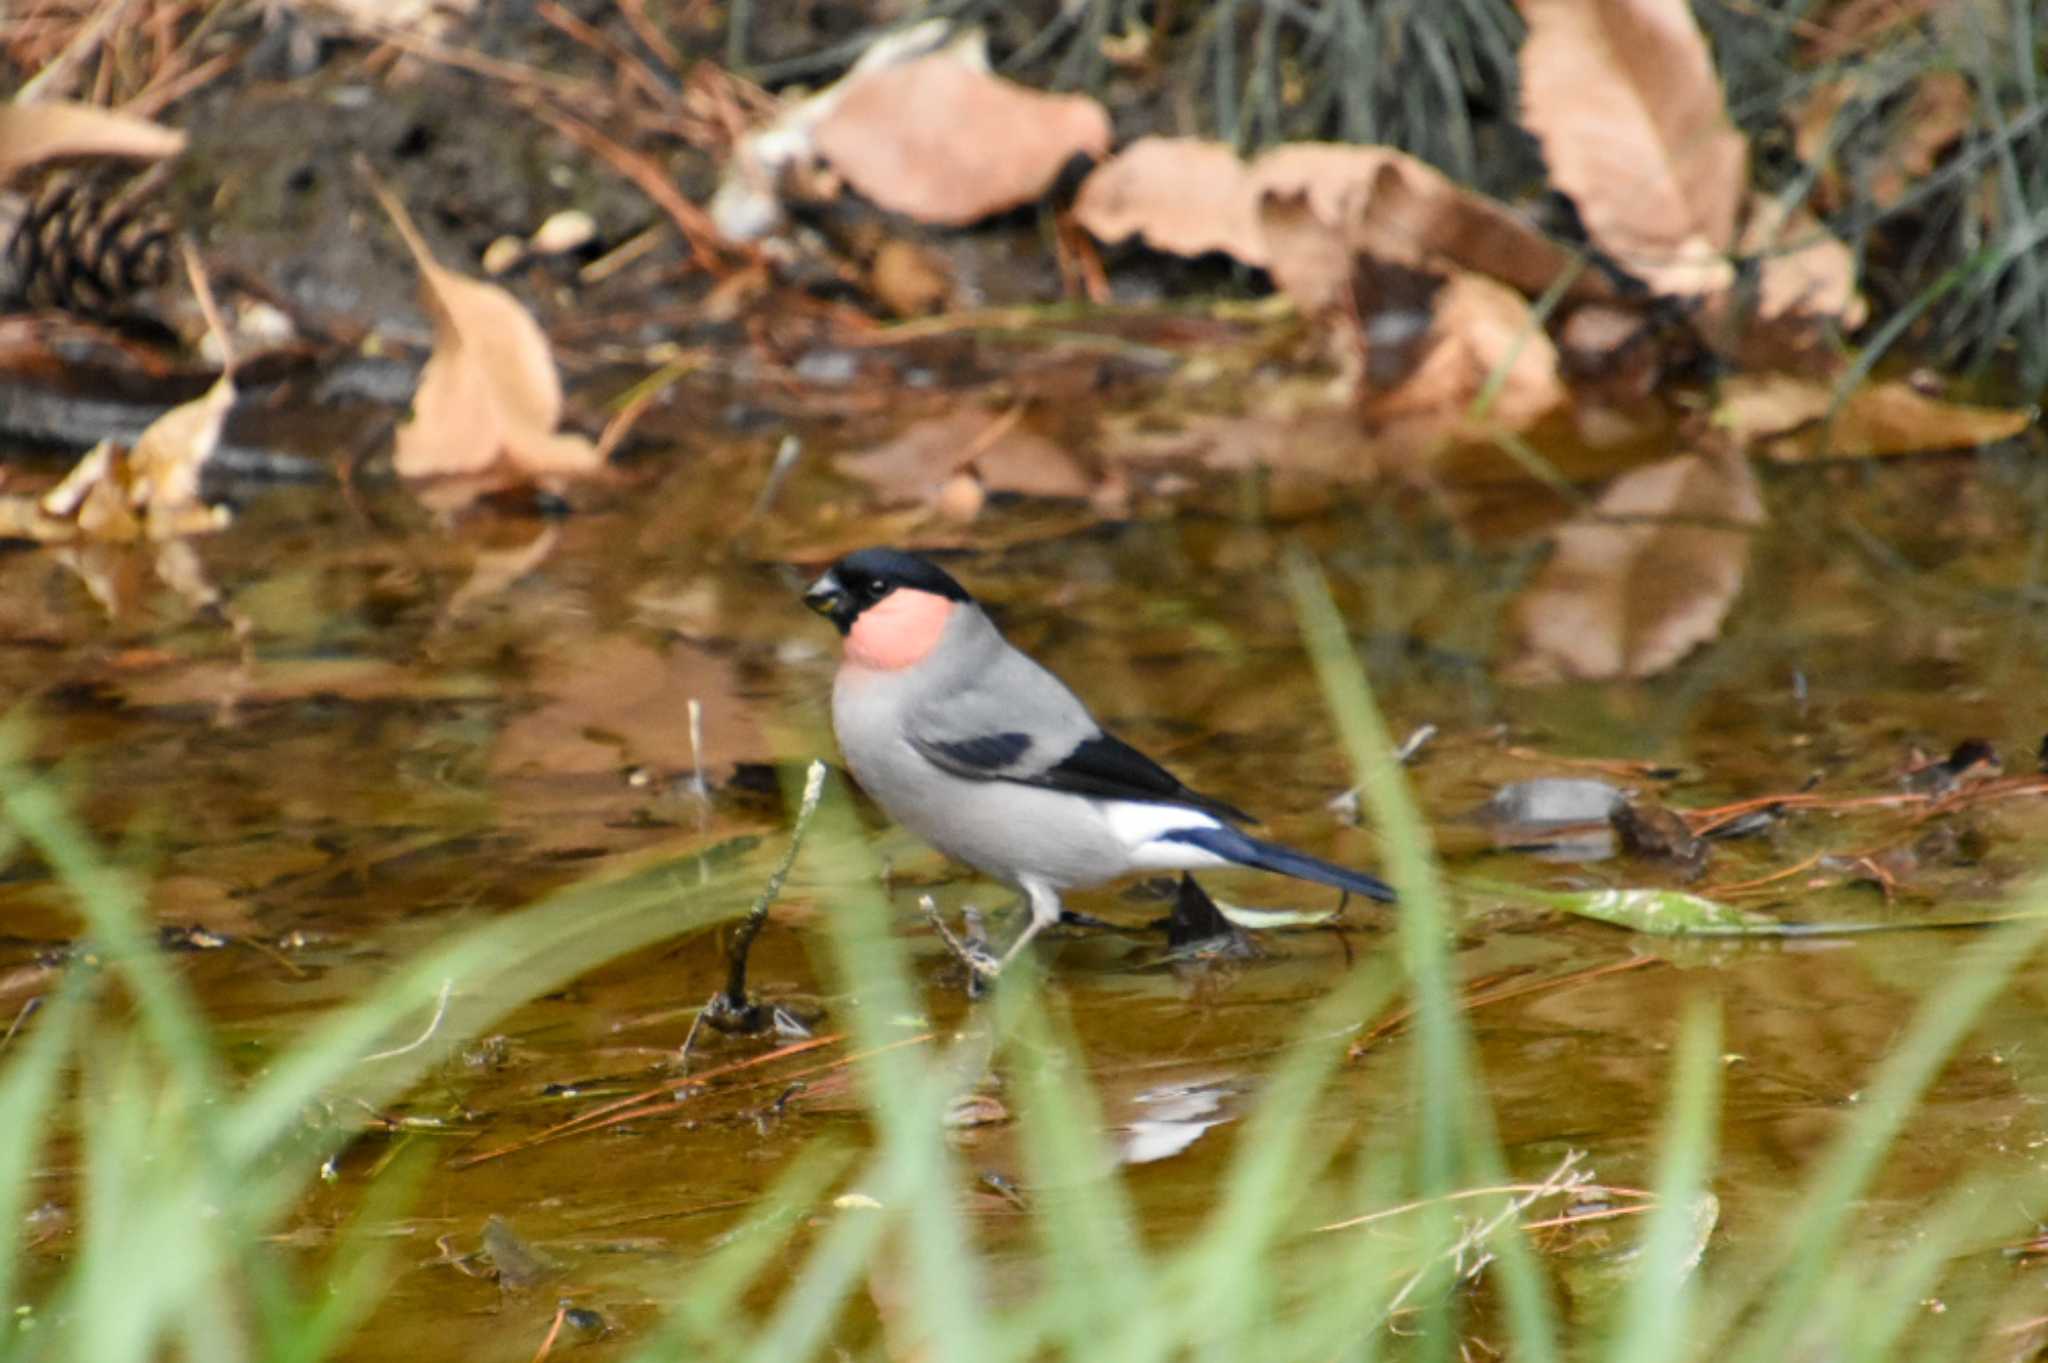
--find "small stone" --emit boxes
[530,209,596,256]
[481,236,525,275]
[935,469,985,523]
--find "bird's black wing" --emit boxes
[914,727,1253,825]
[917,731,1037,773]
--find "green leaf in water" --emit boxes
[1214,900,1340,930]
[1543,887,1779,935]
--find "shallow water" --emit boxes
[6,408,2048,1355]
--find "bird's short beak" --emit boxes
[802,571,847,622]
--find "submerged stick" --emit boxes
[705,760,828,1033]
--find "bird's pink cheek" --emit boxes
[845,591,955,671]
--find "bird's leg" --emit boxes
[991,880,1064,975]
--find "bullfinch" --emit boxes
[803,547,1394,973]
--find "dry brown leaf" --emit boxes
[367,171,599,484]
[1791,71,1971,213]
[1714,374,2033,459]
[0,101,187,186]
[868,238,955,317]
[1259,144,1608,304]
[1251,186,1358,320]
[1,315,234,545]
[710,20,955,240]
[1075,138,1604,310]
[1519,0,1747,296]
[834,408,1099,506]
[1071,137,1264,262]
[1505,450,1764,682]
[128,371,235,522]
[1736,193,1865,329]
[1101,404,1388,493]
[1870,72,1972,208]
[812,49,1110,226]
[1363,271,1568,438]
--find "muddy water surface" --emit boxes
[5,425,2048,1355]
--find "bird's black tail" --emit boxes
[1161,826,1396,902]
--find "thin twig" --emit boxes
[363,977,454,1062]
[0,997,42,1055]
[1380,1152,1592,1319]
[1353,955,1662,1055]
[717,759,829,1016]
[518,96,732,269]
[530,1302,568,1363]
[1318,1171,1649,1234]
[450,1033,846,1168]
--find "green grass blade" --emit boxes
[996,987,1158,1362]
[1287,548,1561,1363]
[624,1144,855,1363]
[772,779,991,1363]
[1721,915,2048,1363]
[1602,998,1722,1363]
[0,990,80,1324]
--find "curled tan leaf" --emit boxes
[1505,451,1764,682]
[1071,137,1264,262]
[1519,0,1747,296]
[0,101,186,186]
[128,371,235,524]
[1074,137,1605,311]
[364,166,598,484]
[811,45,1110,226]
[1363,270,1568,435]
[1738,194,1865,328]
[1254,144,1606,305]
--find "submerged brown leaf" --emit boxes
[1714,375,2033,459]
[366,169,599,486]
[1505,450,1764,682]
[1360,270,1568,452]
[1519,0,1747,296]
[833,407,1101,507]
[811,47,1110,226]
[0,101,187,185]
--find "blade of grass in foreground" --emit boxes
[623,1145,856,1363]
[1717,912,2048,1363]
[0,989,79,1325]
[749,776,991,1363]
[1,729,777,1360]
[997,986,1159,1363]
[1601,998,1721,1363]
[0,748,222,1109]
[1173,954,1401,1363]
[1287,548,1562,1363]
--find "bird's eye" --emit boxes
[867,578,887,594]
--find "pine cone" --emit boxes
[0,168,175,315]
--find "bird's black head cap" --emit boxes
[803,547,973,634]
